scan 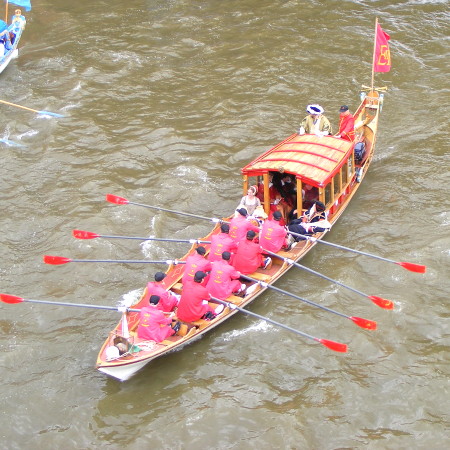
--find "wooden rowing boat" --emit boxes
[96,88,385,381]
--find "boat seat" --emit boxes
[185,326,198,338]
[179,303,231,329]
[161,323,202,344]
[160,338,179,347]
[246,272,271,282]
[172,314,210,331]
[175,323,189,337]
[227,295,244,305]
[171,282,183,294]
[277,250,295,259]
[188,319,211,330]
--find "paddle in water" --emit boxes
[106,194,226,224]
[106,194,425,273]
[72,229,210,244]
[263,249,394,310]
[240,274,377,330]
[211,297,347,352]
[43,255,187,265]
[0,294,141,312]
[1,294,346,352]
[288,231,426,273]
[0,99,64,118]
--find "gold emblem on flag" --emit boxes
[377,45,391,66]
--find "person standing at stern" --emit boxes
[336,105,355,142]
[298,104,332,137]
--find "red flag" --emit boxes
[373,24,391,72]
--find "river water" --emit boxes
[0,0,448,449]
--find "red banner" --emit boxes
[374,24,391,72]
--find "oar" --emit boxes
[0,293,141,312]
[43,255,187,265]
[1,293,347,353]
[240,274,377,330]
[106,194,226,224]
[0,138,25,147]
[211,297,347,352]
[263,249,393,310]
[73,229,211,244]
[288,231,426,273]
[0,99,65,118]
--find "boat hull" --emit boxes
[96,90,382,381]
[0,20,25,74]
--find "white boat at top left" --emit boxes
[0,0,31,74]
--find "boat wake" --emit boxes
[221,321,275,341]
[118,289,143,308]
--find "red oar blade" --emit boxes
[316,338,348,353]
[0,294,24,304]
[396,261,426,273]
[106,194,129,205]
[73,230,99,240]
[350,316,377,330]
[369,295,394,310]
[43,255,73,265]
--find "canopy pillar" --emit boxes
[242,175,248,195]
[263,174,270,215]
[296,178,303,216]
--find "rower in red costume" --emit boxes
[182,246,212,286]
[233,230,272,275]
[177,271,224,322]
[208,223,238,262]
[259,211,289,253]
[228,208,260,243]
[206,251,245,300]
[337,105,355,142]
[146,271,179,312]
[137,295,176,342]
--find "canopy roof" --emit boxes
[241,134,354,187]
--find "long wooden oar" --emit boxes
[106,194,226,224]
[0,99,65,118]
[211,297,347,352]
[1,293,346,351]
[0,293,141,312]
[43,255,187,265]
[240,274,377,330]
[73,229,211,244]
[263,249,394,310]
[288,231,426,273]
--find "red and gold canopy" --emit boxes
[241,134,353,187]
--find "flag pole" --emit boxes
[5,1,9,23]
[371,17,378,92]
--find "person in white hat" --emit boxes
[298,104,332,137]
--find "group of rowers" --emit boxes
[135,193,330,346]
[106,104,358,355]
